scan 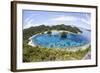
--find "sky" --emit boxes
[22,10,91,30]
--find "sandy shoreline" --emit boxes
[28,39,36,47]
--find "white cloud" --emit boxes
[52,16,77,21]
[23,19,34,29]
[24,14,35,24]
[24,23,42,29]
[81,18,90,25]
[52,16,90,23]
[23,15,91,30]
[23,14,35,29]
[23,23,33,29]
[24,22,48,29]
[52,15,90,26]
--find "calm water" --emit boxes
[32,29,91,48]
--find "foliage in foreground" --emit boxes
[23,42,90,62]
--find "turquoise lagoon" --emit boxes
[31,29,90,49]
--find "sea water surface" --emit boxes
[31,28,91,48]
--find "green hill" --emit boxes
[23,24,82,40]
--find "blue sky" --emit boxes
[23,10,91,30]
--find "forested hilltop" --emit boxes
[23,24,82,40]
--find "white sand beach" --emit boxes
[28,39,36,47]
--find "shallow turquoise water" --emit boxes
[32,30,90,48]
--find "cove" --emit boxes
[31,30,90,49]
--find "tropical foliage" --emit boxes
[23,42,90,62]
